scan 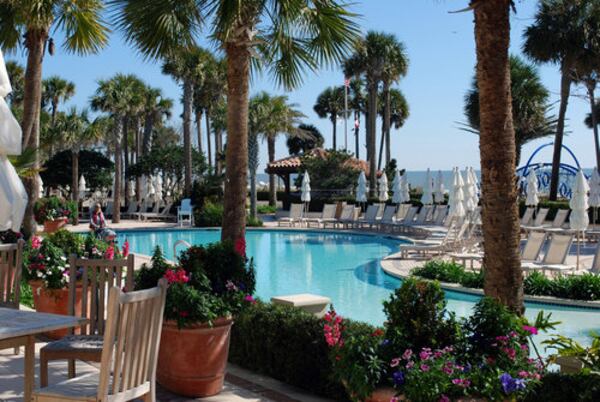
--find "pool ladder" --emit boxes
[173,240,192,259]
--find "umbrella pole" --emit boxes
[577,231,580,270]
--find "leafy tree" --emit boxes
[462,55,555,165]
[41,150,114,191]
[5,61,24,107]
[377,88,409,170]
[313,86,346,150]
[287,124,324,155]
[42,76,75,125]
[300,150,360,191]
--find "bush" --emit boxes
[524,373,600,402]
[257,204,277,214]
[46,230,84,257]
[246,215,263,227]
[34,196,77,224]
[41,149,114,191]
[194,201,223,227]
[411,260,465,283]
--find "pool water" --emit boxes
[118,229,600,349]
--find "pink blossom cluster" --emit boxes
[323,310,344,348]
[163,268,190,284]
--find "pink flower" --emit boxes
[420,364,430,372]
[390,358,401,367]
[402,349,413,360]
[163,268,190,284]
[122,240,129,257]
[234,237,246,257]
[503,347,517,360]
[179,311,189,318]
[419,348,432,360]
[452,378,471,388]
[442,366,454,375]
[433,351,443,359]
[244,294,256,304]
[30,236,42,249]
[406,361,414,369]
[104,246,115,260]
[226,280,239,292]
[523,325,538,335]
[439,396,450,402]
[518,371,529,378]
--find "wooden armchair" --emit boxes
[40,254,135,387]
[33,279,167,402]
[0,240,24,309]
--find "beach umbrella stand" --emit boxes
[570,169,590,269]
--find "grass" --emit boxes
[257,205,277,214]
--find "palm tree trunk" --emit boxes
[195,109,204,154]
[182,79,194,195]
[250,169,257,219]
[474,0,523,313]
[384,85,391,166]
[142,114,153,155]
[367,83,378,197]
[216,130,223,175]
[134,118,142,204]
[354,110,360,159]
[21,29,47,237]
[71,150,80,225]
[122,118,129,206]
[268,136,277,206]
[222,42,250,242]
[332,114,337,150]
[113,119,123,223]
[587,81,600,170]
[206,110,212,168]
[378,118,385,171]
[549,67,572,201]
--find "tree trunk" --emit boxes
[122,118,129,206]
[588,82,600,170]
[549,67,572,201]
[367,83,378,197]
[354,110,360,159]
[250,169,257,219]
[182,79,194,195]
[206,110,213,169]
[332,114,337,150]
[221,42,250,242]
[378,118,385,171]
[113,119,123,223]
[71,150,80,225]
[383,85,391,166]
[195,108,203,155]
[142,114,153,155]
[474,0,523,313]
[216,129,223,175]
[21,29,47,237]
[268,136,277,206]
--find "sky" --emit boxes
[5,0,595,172]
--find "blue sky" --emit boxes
[5,1,595,171]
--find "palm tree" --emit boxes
[90,74,139,223]
[141,87,173,155]
[471,0,523,312]
[286,124,324,155]
[0,0,108,236]
[347,78,366,158]
[313,86,345,151]
[377,88,409,170]
[5,61,24,107]
[523,0,589,200]
[112,0,360,243]
[463,55,555,166]
[344,31,404,196]
[162,46,206,196]
[42,76,75,125]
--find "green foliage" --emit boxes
[246,216,263,227]
[257,205,277,214]
[191,174,225,207]
[128,145,207,183]
[82,233,109,259]
[41,150,114,190]
[20,280,33,308]
[524,373,600,402]
[412,260,485,289]
[299,149,361,190]
[46,230,84,257]
[544,332,600,372]
[286,124,324,155]
[383,278,460,354]
[194,201,224,227]
[33,197,77,224]
[23,237,68,289]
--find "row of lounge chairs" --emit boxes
[521,207,570,232]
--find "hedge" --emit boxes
[524,373,600,402]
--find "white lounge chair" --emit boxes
[521,231,547,263]
[395,204,411,221]
[521,207,535,226]
[305,204,337,228]
[378,205,397,230]
[589,243,600,274]
[177,198,194,226]
[278,203,304,227]
[355,204,380,228]
[522,207,550,230]
[542,209,570,232]
[334,205,357,228]
[522,233,575,275]
[140,201,175,221]
[398,220,470,259]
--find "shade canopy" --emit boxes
[356,171,368,203]
[78,175,87,194]
[434,170,445,204]
[378,173,389,202]
[525,172,539,207]
[391,170,403,204]
[301,171,311,202]
[449,167,465,218]
[420,168,434,205]
[570,169,589,232]
[589,168,600,208]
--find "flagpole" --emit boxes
[344,77,349,151]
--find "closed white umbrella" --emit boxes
[154,174,163,203]
[469,167,479,208]
[391,170,403,204]
[38,175,44,197]
[128,180,135,199]
[356,171,368,204]
[301,171,311,218]
[0,49,27,232]
[78,175,87,195]
[525,172,539,207]
[588,168,600,227]
[434,170,445,204]
[420,168,434,205]
[400,173,410,203]
[147,176,156,198]
[378,173,389,202]
[570,169,590,268]
[449,167,465,219]
[463,168,476,212]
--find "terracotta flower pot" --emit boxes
[29,280,86,339]
[157,317,233,397]
[43,218,68,233]
[366,387,399,402]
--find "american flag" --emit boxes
[344,77,350,88]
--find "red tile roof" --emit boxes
[265,148,374,175]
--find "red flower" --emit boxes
[179,311,189,318]
[122,240,130,258]
[371,328,384,337]
[164,268,190,284]
[104,246,115,260]
[234,237,246,257]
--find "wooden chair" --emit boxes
[0,240,24,309]
[33,279,167,402]
[40,254,135,387]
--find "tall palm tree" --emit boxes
[90,74,138,223]
[162,46,206,195]
[523,0,589,200]
[286,124,324,155]
[344,31,404,196]
[471,0,523,312]
[313,86,345,151]
[347,78,366,158]
[377,88,409,170]
[42,76,75,125]
[5,61,24,107]
[112,0,360,243]
[141,87,173,155]
[463,55,555,166]
[0,0,108,236]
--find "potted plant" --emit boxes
[34,196,77,233]
[134,240,256,397]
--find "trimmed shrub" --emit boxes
[524,372,600,402]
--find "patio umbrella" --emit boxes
[356,171,368,206]
[38,175,44,197]
[147,176,156,199]
[434,170,445,204]
[378,173,389,202]
[469,167,480,208]
[420,168,434,205]
[127,180,135,199]
[400,173,410,203]
[0,49,27,232]
[463,168,476,212]
[588,168,600,227]
[301,171,311,215]
[154,174,163,204]
[448,167,465,220]
[78,175,87,196]
[570,169,590,269]
[391,170,403,204]
[525,171,539,208]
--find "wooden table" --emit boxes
[0,307,87,401]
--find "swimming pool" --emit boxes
[118,228,600,349]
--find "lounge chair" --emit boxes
[432,205,449,226]
[521,231,547,263]
[334,205,359,228]
[121,200,139,219]
[395,204,411,221]
[354,204,380,229]
[414,205,433,225]
[522,233,575,275]
[398,220,470,259]
[306,204,337,228]
[177,198,194,226]
[521,207,535,226]
[399,206,418,224]
[542,209,570,232]
[278,203,304,227]
[589,243,600,274]
[139,201,176,221]
[522,207,550,230]
[378,205,397,230]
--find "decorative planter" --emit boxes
[43,218,68,233]
[29,280,86,339]
[157,317,233,397]
[366,387,398,402]
[556,356,584,374]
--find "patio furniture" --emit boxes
[32,279,168,402]
[589,243,600,274]
[305,204,337,228]
[542,209,570,232]
[395,204,411,221]
[0,240,24,309]
[121,200,139,219]
[138,201,175,222]
[0,308,86,402]
[332,204,356,229]
[40,255,135,387]
[521,207,534,226]
[448,251,482,270]
[398,220,470,259]
[378,205,397,230]
[521,207,550,230]
[271,293,331,318]
[177,198,194,226]
[521,231,547,263]
[522,233,575,275]
[278,203,304,227]
[432,205,449,226]
[354,204,380,229]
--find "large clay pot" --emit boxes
[366,387,399,402]
[43,218,68,233]
[29,280,86,339]
[157,317,233,397]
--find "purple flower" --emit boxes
[514,378,527,391]
[439,395,450,402]
[420,364,430,372]
[500,373,517,394]
[392,371,405,386]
